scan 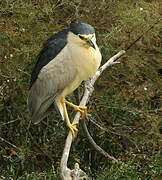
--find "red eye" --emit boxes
[79,35,85,40]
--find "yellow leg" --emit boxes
[60,99,78,137]
[61,98,88,119]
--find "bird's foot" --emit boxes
[67,122,79,137]
[60,98,88,119]
[73,106,88,119]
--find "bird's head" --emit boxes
[68,22,96,49]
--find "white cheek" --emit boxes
[92,36,96,42]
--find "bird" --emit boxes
[27,22,102,136]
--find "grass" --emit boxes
[96,152,162,180]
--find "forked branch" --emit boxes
[60,50,125,180]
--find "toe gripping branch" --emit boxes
[62,98,88,119]
[60,98,88,137]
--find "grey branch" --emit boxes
[81,117,118,162]
[60,50,126,180]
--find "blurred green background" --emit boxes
[0,0,162,179]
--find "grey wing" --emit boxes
[27,47,77,124]
[30,28,69,88]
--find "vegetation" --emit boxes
[0,0,162,179]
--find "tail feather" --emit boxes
[27,86,54,124]
[31,96,54,124]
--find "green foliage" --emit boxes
[96,152,162,180]
[96,162,140,180]
[0,0,162,179]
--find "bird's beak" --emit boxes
[86,38,96,49]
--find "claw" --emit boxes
[61,98,88,119]
[74,106,88,119]
[59,98,87,137]
[67,122,79,137]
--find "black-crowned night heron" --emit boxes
[28,22,102,136]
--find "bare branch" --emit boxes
[81,118,118,162]
[60,50,125,179]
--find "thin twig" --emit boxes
[125,18,161,51]
[0,137,20,151]
[81,118,118,162]
[0,119,19,127]
[87,116,138,149]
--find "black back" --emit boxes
[30,28,69,88]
